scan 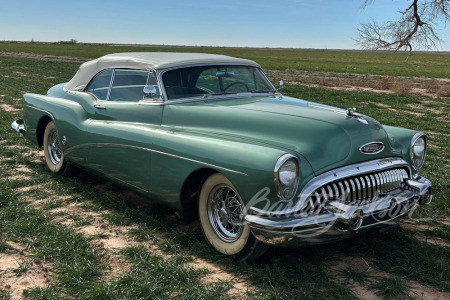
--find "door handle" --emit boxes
[94,104,106,109]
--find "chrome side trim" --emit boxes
[308,104,347,115]
[159,93,277,106]
[64,143,247,176]
[251,157,411,216]
[23,104,54,120]
[138,99,165,106]
[110,175,149,193]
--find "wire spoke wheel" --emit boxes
[198,173,268,260]
[207,184,245,243]
[43,121,74,176]
[47,129,62,165]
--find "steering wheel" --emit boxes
[223,81,249,92]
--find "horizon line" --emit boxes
[1,40,449,54]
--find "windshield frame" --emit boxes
[156,63,278,103]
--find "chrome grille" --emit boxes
[301,168,409,215]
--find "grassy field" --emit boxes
[1,42,449,78]
[0,45,449,299]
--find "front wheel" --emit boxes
[198,173,267,261]
[43,121,74,176]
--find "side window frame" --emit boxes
[108,69,151,102]
[85,68,161,102]
[84,68,115,101]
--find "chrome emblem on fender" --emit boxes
[360,142,384,154]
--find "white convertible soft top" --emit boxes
[64,52,261,91]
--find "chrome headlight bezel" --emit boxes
[410,132,427,170]
[274,154,300,201]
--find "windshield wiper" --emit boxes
[250,90,276,94]
[203,92,237,98]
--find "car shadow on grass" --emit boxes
[28,164,448,298]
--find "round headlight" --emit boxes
[275,154,300,201]
[411,134,426,170]
[279,159,298,186]
[412,137,425,157]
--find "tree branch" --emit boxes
[356,0,450,55]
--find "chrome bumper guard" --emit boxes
[245,176,432,247]
[11,119,25,134]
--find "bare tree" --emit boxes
[356,0,450,55]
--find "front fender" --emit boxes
[149,128,314,210]
[382,125,420,176]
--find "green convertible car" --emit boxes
[12,52,432,260]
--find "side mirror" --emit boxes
[143,85,157,98]
[278,80,285,90]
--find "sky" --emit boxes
[0,0,449,50]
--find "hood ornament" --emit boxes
[347,107,358,117]
[346,107,368,124]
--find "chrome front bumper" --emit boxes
[245,176,432,247]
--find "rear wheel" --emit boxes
[198,173,267,261]
[43,121,74,176]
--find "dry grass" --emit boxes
[392,80,412,95]
[437,85,450,97]
[318,77,333,87]
[375,76,394,90]
[424,79,440,93]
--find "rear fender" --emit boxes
[23,93,92,155]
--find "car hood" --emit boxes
[162,95,394,174]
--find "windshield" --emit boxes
[161,65,275,100]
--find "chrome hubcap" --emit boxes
[47,129,62,165]
[207,184,245,243]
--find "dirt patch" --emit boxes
[0,104,19,112]
[190,258,252,298]
[0,244,53,300]
[43,200,141,282]
[6,145,29,151]
[39,181,253,292]
[14,184,41,193]
[327,256,450,300]
[400,221,450,248]
[27,195,71,210]
[0,51,88,63]
[13,71,27,77]
[400,220,434,232]
[327,256,380,299]
[15,165,32,173]
[101,252,132,282]
[407,280,450,300]
[439,218,450,226]
[406,103,443,114]
[9,174,32,181]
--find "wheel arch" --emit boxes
[180,168,218,218]
[36,115,54,147]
